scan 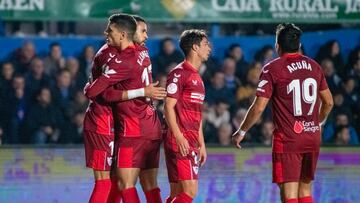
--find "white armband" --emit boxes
[127,88,145,99]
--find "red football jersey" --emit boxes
[95,44,161,140]
[83,44,121,135]
[165,61,205,151]
[256,53,328,153]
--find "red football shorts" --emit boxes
[165,146,200,183]
[84,130,114,171]
[116,137,161,169]
[272,151,319,183]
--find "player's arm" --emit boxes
[84,59,131,99]
[164,97,189,156]
[318,88,334,125]
[100,81,167,102]
[198,121,207,166]
[232,96,270,148]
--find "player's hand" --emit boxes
[175,134,190,156]
[145,81,167,100]
[232,130,245,149]
[199,145,207,167]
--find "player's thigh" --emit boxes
[272,152,303,184]
[93,170,110,181]
[84,130,114,171]
[282,182,299,200]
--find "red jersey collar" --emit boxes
[182,60,198,72]
[282,52,302,58]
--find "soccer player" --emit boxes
[164,29,211,203]
[83,14,165,203]
[84,14,163,203]
[232,23,333,203]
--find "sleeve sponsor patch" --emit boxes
[167,83,178,94]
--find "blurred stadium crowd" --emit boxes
[0,34,359,146]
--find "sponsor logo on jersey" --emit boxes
[293,120,320,134]
[167,83,178,94]
[192,80,198,86]
[102,65,117,78]
[257,80,268,92]
[190,92,205,100]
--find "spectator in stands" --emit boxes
[348,58,360,92]
[43,42,66,78]
[2,75,28,144]
[78,45,95,77]
[326,90,351,124]
[321,58,342,93]
[0,61,15,98]
[217,122,232,146]
[258,120,273,146]
[316,40,345,78]
[205,71,233,106]
[66,57,87,90]
[65,90,88,121]
[25,58,52,103]
[25,87,64,144]
[202,105,217,144]
[67,111,85,143]
[346,45,360,73]
[11,41,36,74]
[323,112,359,145]
[152,37,183,74]
[236,66,261,107]
[226,43,249,82]
[207,99,230,129]
[222,57,241,94]
[254,45,275,65]
[51,69,75,111]
[231,107,247,132]
[334,125,351,146]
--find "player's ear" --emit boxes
[192,44,199,52]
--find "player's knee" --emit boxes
[139,176,157,191]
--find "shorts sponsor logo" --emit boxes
[293,120,320,134]
[167,83,178,94]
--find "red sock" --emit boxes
[144,187,162,203]
[172,192,193,203]
[165,196,174,203]
[89,179,111,203]
[106,179,121,203]
[121,187,140,203]
[285,198,298,203]
[299,196,314,203]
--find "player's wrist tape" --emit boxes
[128,88,145,99]
[235,129,246,137]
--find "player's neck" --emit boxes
[119,41,135,51]
[186,56,202,72]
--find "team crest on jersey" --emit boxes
[107,157,113,166]
[167,83,178,94]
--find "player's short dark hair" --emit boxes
[132,15,146,24]
[276,23,302,53]
[108,13,137,40]
[179,29,207,57]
